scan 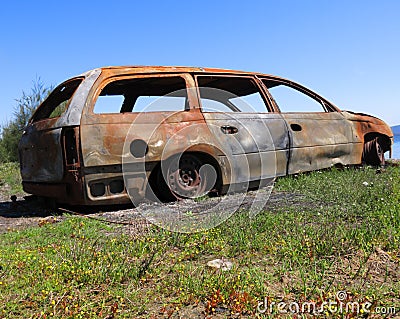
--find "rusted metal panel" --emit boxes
[280,112,361,174]
[19,72,100,182]
[58,69,101,126]
[22,182,67,198]
[202,112,289,182]
[342,111,394,142]
[342,111,393,164]
[80,110,223,202]
[19,124,64,182]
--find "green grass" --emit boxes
[0,162,23,197]
[0,165,399,318]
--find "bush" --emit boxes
[0,78,51,163]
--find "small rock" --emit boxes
[207,258,233,271]
[362,182,369,186]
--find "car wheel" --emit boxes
[163,154,216,200]
[362,137,385,166]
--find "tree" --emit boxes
[0,78,52,163]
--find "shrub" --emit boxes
[0,78,51,163]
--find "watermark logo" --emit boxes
[257,291,397,316]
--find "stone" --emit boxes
[207,258,233,271]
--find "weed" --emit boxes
[0,162,23,196]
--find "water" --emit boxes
[392,135,400,159]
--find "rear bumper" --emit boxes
[23,181,132,206]
[22,181,86,204]
[23,181,67,198]
[23,181,87,205]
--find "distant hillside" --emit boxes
[392,125,400,135]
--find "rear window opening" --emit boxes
[31,78,83,122]
[93,76,188,113]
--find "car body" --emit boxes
[18,66,394,205]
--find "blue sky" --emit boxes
[1,0,399,126]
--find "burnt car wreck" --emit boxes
[19,66,394,205]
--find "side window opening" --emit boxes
[31,78,83,122]
[262,80,327,113]
[92,95,124,114]
[196,76,268,113]
[93,76,188,114]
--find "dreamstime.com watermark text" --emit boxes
[257,291,397,316]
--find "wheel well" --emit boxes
[148,151,223,202]
[363,133,391,152]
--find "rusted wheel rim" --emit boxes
[167,154,208,199]
[362,137,385,166]
[376,141,384,165]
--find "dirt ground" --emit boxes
[2,160,399,234]
[0,186,309,234]
[1,176,399,318]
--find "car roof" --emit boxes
[82,65,285,80]
[76,66,340,112]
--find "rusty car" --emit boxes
[18,66,394,205]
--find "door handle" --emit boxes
[290,123,302,132]
[221,125,238,134]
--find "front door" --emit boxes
[261,79,357,174]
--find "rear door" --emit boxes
[195,75,289,187]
